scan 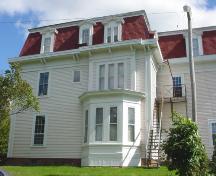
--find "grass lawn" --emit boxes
[1,166,175,176]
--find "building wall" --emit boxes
[157,57,216,157]
[8,57,89,159]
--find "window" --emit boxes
[128,108,135,142]
[173,76,182,97]
[108,64,114,89]
[38,72,49,96]
[44,37,51,53]
[114,26,118,42]
[193,38,199,56]
[212,123,216,146]
[33,115,45,145]
[84,110,88,143]
[107,27,111,43]
[73,70,80,82]
[95,108,103,141]
[82,29,90,45]
[99,65,105,90]
[110,107,117,141]
[118,63,124,88]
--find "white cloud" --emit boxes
[0,0,215,32]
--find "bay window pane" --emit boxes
[96,108,103,141]
[128,125,135,142]
[108,64,114,89]
[118,63,124,88]
[110,124,117,141]
[110,107,117,123]
[84,110,88,143]
[128,107,135,142]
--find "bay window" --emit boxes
[84,110,88,143]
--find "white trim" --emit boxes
[9,39,159,63]
[79,23,94,45]
[28,10,148,33]
[31,113,48,147]
[40,30,57,54]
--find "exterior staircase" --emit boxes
[145,101,162,168]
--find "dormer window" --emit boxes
[40,28,57,54]
[79,21,94,46]
[103,17,124,43]
[193,38,199,56]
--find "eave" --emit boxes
[8,39,163,64]
[79,89,145,102]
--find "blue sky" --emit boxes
[0,0,216,72]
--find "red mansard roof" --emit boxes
[159,34,187,60]
[19,15,152,57]
[158,29,216,60]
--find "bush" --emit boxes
[162,112,209,176]
[210,145,216,175]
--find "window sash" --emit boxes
[73,70,80,82]
[114,26,118,42]
[38,72,49,96]
[84,110,88,143]
[128,108,135,142]
[108,64,114,89]
[34,116,45,145]
[212,123,216,145]
[118,63,124,88]
[110,107,117,141]
[107,27,111,43]
[193,38,199,56]
[99,65,105,90]
[44,37,51,53]
[95,108,103,141]
[82,29,90,45]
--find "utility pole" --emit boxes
[183,5,197,122]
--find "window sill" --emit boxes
[31,145,47,148]
[38,95,50,99]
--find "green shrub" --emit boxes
[162,112,209,176]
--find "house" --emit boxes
[7,10,216,167]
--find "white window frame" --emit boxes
[184,31,203,57]
[103,18,124,43]
[72,70,81,83]
[208,120,216,147]
[37,71,50,97]
[79,22,94,46]
[97,61,127,90]
[31,114,47,147]
[40,29,57,54]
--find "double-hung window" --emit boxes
[110,107,117,141]
[95,108,103,141]
[211,123,216,146]
[128,107,135,142]
[107,27,111,43]
[173,76,182,97]
[114,26,118,42]
[33,115,45,145]
[38,72,49,96]
[84,110,88,143]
